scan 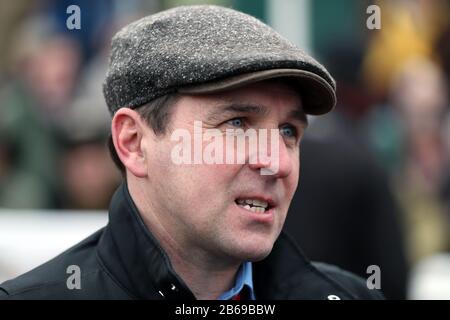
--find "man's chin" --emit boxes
[230,243,274,262]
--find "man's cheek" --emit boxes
[291,161,300,192]
[284,178,299,208]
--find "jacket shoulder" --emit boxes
[312,262,384,300]
[0,228,128,299]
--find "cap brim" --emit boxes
[178,69,336,115]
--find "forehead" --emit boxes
[174,79,304,117]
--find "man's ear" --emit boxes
[111,108,148,178]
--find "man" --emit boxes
[0,5,383,300]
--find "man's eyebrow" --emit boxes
[288,108,308,127]
[205,102,269,121]
[205,101,308,127]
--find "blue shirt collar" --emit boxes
[218,261,256,300]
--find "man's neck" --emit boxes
[146,217,241,300]
[167,249,240,300]
[128,181,241,300]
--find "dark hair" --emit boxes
[108,94,180,174]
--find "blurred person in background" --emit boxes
[435,22,450,225]
[54,8,124,210]
[363,0,450,101]
[360,0,450,296]
[0,18,82,208]
[387,59,450,263]
[0,1,161,210]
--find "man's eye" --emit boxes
[226,118,244,127]
[280,125,297,138]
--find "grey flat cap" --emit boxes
[103,5,336,115]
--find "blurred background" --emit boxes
[0,0,449,299]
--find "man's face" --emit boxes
[138,81,305,263]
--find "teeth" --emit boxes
[252,199,268,208]
[237,199,269,208]
[254,207,265,213]
[239,203,267,213]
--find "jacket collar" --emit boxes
[97,182,195,300]
[97,183,355,300]
[252,232,356,299]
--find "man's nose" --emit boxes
[248,133,294,178]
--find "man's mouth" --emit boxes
[235,198,274,213]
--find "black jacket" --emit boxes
[0,183,383,300]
